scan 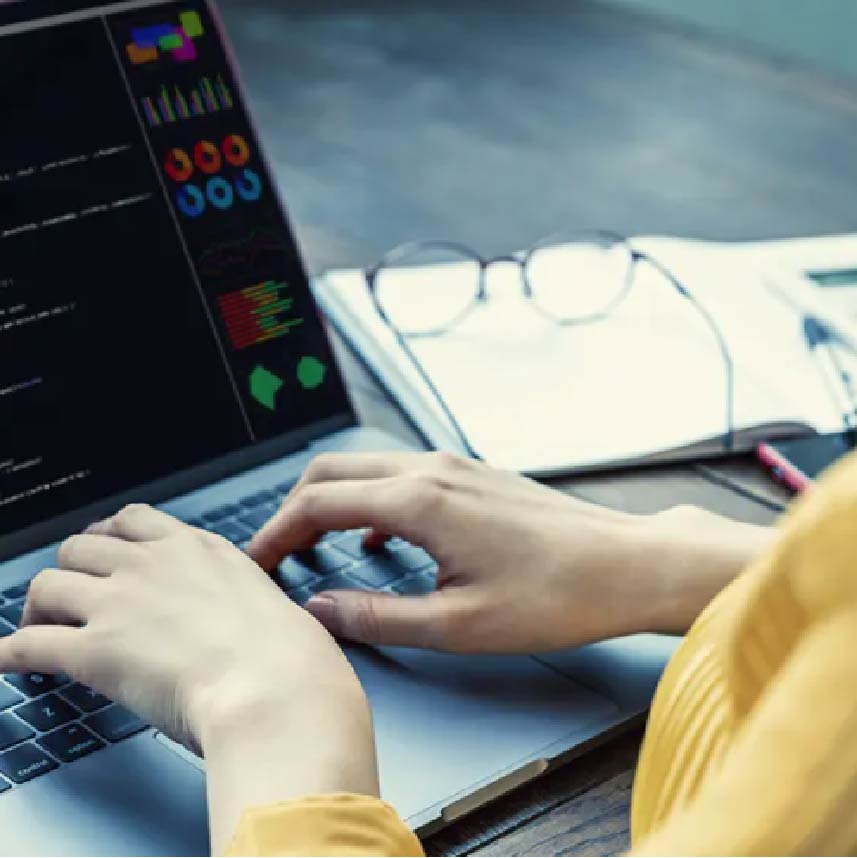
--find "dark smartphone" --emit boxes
[766,431,855,481]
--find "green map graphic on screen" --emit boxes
[297,356,327,390]
[249,365,283,410]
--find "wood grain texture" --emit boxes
[215,1,857,854]
[427,729,644,857]
[476,771,635,857]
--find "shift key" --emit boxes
[83,705,147,743]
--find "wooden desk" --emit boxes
[332,329,787,857]
[216,0,857,852]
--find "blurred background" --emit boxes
[216,0,857,271]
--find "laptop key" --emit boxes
[4,673,68,698]
[313,572,371,593]
[15,695,79,732]
[298,544,353,575]
[0,685,24,712]
[60,683,111,714]
[211,520,253,544]
[288,580,329,606]
[0,604,23,628]
[84,705,147,743]
[391,574,436,596]
[332,531,371,559]
[349,559,402,589]
[239,490,277,508]
[274,558,317,591]
[38,724,104,763]
[200,504,242,524]
[0,714,35,751]
[1,584,28,601]
[238,508,274,531]
[0,621,14,639]
[389,546,435,573]
[0,743,58,784]
[275,481,295,495]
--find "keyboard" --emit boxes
[186,480,439,604]
[0,477,438,792]
[0,581,146,791]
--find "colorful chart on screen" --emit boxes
[141,75,233,128]
[217,281,305,350]
[126,9,205,65]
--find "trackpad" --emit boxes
[346,646,619,823]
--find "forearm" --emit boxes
[198,680,379,855]
[645,505,776,634]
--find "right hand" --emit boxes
[248,452,772,653]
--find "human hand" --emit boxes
[248,452,772,653]
[1,505,379,852]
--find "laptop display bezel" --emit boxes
[0,0,359,563]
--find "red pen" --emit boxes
[755,442,814,494]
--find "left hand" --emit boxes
[0,504,381,854]
[2,505,373,760]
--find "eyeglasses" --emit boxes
[364,229,735,460]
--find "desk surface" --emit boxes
[217,0,857,852]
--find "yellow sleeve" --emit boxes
[631,451,857,856]
[631,605,857,855]
[224,793,424,857]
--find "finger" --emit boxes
[290,453,419,498]
[247,475,446,572]
[362,529,390,550]
[305,590,460,649]
[21,569,103,628]
[292,453,448,553]
[0,625,83,676]
[57,533,140,575]
[292,451,469,496]
[86,504,181,542]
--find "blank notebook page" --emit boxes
[318,244,852,474]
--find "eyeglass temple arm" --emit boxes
[632,250,735,452]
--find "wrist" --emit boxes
[644,504,774,634]
[193,660,379,857]
[195,662,375,775]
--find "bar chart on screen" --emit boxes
[141,75,234,127]
[217,281,305,350]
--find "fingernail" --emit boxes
[306,594,337,626]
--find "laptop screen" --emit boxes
[0,0,353,544]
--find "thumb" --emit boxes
[305,590,456,649]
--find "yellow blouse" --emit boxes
[227,450,857,857]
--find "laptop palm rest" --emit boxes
[0,644,618,856]
[346,645,619,828]
[0,731,208,857]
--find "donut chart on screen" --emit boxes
[176,184,206,218]
[163,134,264,218]
[206,177,234,210]
[223,134,250,167]
[235,168,262,202]
[164,148,193,182]
[194,140,222,174]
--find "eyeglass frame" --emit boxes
[363,230,735,461]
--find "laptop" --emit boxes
[0,1,679,853]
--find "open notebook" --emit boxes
[312,234,857,476]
